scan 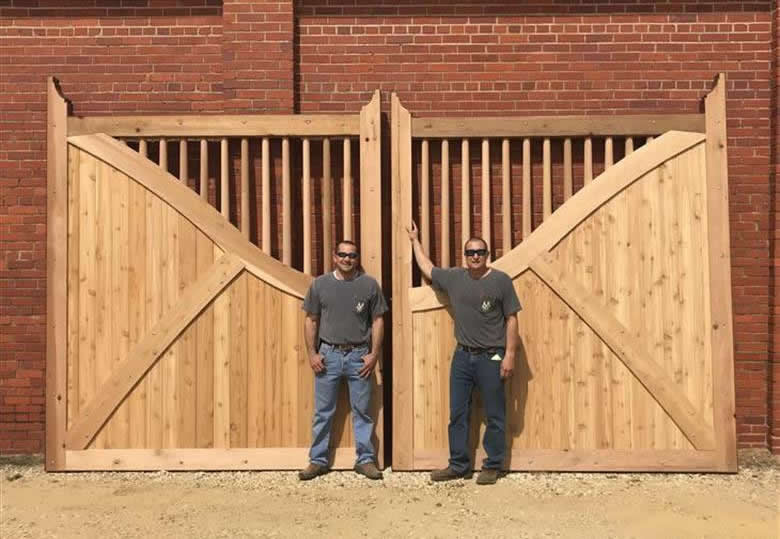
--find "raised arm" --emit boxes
[406,221,434,281]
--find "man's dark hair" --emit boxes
[463,236,490,253]
[335,239,359,253]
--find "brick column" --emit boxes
[770,0,780,454]
[222,0,295,112]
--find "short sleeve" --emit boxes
[370,281,389,319]
[431,267,453,293]
[500,274,522,317]
[302,280,320,315]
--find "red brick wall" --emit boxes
[0,0,777,454]
[297,1,776,449]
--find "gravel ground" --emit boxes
[1,450,777,538]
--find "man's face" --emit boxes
[333,243,359,273]
[464,240,489,270]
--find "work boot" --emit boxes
[298,463,329,481]
[476,468,501,485]
[430,467,473,482]
[354,462,383,480]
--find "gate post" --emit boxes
[46,77,69,470]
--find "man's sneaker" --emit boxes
[298,463,329,481]
[430,467,473,482]
[354,462,383,480]
[476,468,501,485]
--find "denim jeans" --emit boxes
[309,342,375,466]
[448,347,506,473]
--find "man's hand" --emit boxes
[309,352,325,374]
[406,221,419,242]
[500,353,514,379]
[359,351,379,378]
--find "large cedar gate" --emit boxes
[45,78,383,471]
[48,74,736,472]
[391,74,736,472]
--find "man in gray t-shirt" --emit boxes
[298,240,388,482]
[408,222,521,485]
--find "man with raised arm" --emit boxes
[407,222,521,485]
[299,240,387,481]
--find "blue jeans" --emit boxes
[309,343,376,466]
[448,347,506,473]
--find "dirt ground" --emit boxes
[1,451,777,539]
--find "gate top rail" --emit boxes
[68,114,361,137]
[411,113,705,138]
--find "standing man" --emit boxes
[407,222,521,485]
[299,240,387,481]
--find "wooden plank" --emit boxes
[342,137,353,240]
[421,139,430,254]
[195,233,215,448]
[282,137,291,265]
[212,264,231,449]
[159,138,167,171]
[240,138,250,239]
[625,137,634,155]
[93,158,112,449]
[529,253,716,450]
[704,73,737,471]
[501,138,511,255]
[461,139,470,252]
[412,449,721,472]
[199,139,208,200]
[522,138,531,239]
[302,138,311,275]
[179,139,188,182]
[63,254,244,450]
[229,273,248,447]
[161,198,180,448]
[322,137,333,271]
[584,137,593,184]
[261,137,271,254]
[67,135,311,298]
[391,93,414,469]
[139,139,147,158]
[145,186,164,448]
[411,114,705,138]
[409,132,706,312]
[65,447,363,471]
[543,137,552,219]
[177,214,199,447]
[605,137,614,169]
[246,277,266,446]
[359,89,383,283]
[46,77,68,469]
[66,146,80,431]
[220,138,229,220]
[563,137,573,201]
[441,139,450,267]
[481,138,490,247]
[69,115,361,137]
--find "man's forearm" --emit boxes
[411,239,434,280]
[505,314,518,357]
[304,317,319,355]
[370,317,384,355]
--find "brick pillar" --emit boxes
[222,0,295,112]
[770,0,780,454]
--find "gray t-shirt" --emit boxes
[431,267,521,348]
[302,271,388,345]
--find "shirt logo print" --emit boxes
[355,300,366,314]
[480,299,494,313]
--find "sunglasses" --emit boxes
[335,251,359,259]
[464,248,488,257]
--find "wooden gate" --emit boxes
[391,74,736,472]
[46,78,383,471]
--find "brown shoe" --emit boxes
[430,467,473,482]
[354,461,383,480]
[476,468,501,485]
[298,463,329,481]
